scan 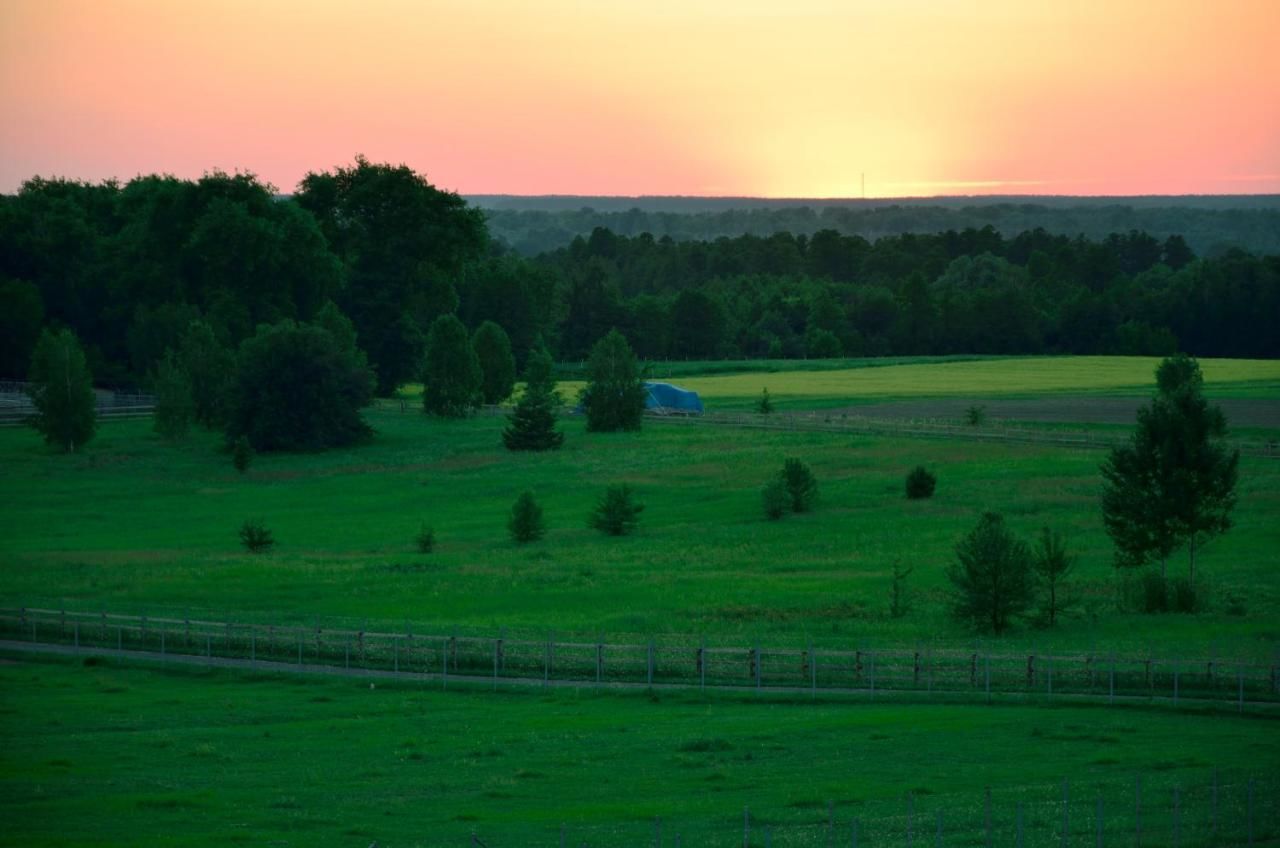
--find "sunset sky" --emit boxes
[2,0,1278,197]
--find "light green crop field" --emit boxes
[1,653,1276,847]
[562,356,1280,411]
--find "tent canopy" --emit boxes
[644,381,703,415]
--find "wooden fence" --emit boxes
[3,607,1277,711]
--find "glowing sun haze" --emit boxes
[2,0,1277,197]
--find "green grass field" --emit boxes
[2,653,1275,846]
[3,355,1278,845]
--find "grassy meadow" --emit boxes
[2,652,1276,846]
[1,357,1278,654]
[3,355,1279,845]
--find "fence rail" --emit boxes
[4,607,1277,712]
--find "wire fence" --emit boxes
[4,606,1278,713]
[0,381,155,426]
[459,770,1278,847]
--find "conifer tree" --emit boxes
[503,347,564,451]
[580,329,646,432]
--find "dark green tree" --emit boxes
[780,458,818,513]
[26,328,96,452]
[0,277,45,378]
[947,512,1035,634]
[231,435,253,473]
[508,491,546,543]
[502,347,564,451]
[177,320,235,428]
[905,466,937,499]
[151,350,194,442]
[226,320,375,451]
[1101,354,1238,580]
[756,388,774,415]
[472,320,516,405]
[761,478,788,520]
[588,484,644,536]
[1031,527,1075,627]
[422,313,481,417]
[580,329,646,432]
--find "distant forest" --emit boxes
[2,165,1277,390]
[475,197,1280,257]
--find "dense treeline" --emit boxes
[2,162,1277,389]
[538,227,1280,361]
[481,202,1280,257]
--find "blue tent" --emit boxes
[644,381,703,415]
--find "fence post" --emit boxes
[545,633,552,686]
[297,631,302,665]
[755,645,761,691]
[648,639,655,687]
[851,818,858,848]
[74,621,79,650]
[1109,655,1115,704]
[1095,795,1103,848]
[827,800,834,847]
[985,654,991,703]
[656,815,662,848]
[1017,801,1024,848]
[1248,777,1255,847]
[160,628,165,656]
[1172,785,1180,848]
[1174,662,1179,705]
[394,638,399,675]
[936,810,943,847]
[810,642,817,697]
[743,805,749,848]
[907,791,915,847]
[118,625,123,652]
[492,638,498,690]
[699,639,705,690]
[205,633,210,664]
[1212,768,1218,840]
[442,639,448,690]
[1238,667,1244,713]
[251,632,255,666]
[1047,655,1053,697]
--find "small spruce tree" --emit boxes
[508,491,546,543]
[761,478,788,520]
[580,329,646,432]
[948,512,1034,634]
[757,388,774,415]
[502,347,564,451]
[589,484,644,536]
[231,435,253,473]
[239,518,274,553]
[905,466,937,499]
[780,458,818,513]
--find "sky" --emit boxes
[1,0,1278,197]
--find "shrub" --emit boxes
[761,479,788,520]
[508,492,546,543]
[239,519,274,553]
[780,458,818,512]
[589,484,644,536]
[756,388,774,415]
[231,436,253,474]
[904,466,936,499]
[415,524,436,554]
[1170,575,1205,613]
[965,404,987,426]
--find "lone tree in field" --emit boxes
[508,491,546,543]
[26,328,96,453]
[948,512,1035,634]
[503,346,564,451]
[780,458,818,512]
[761,478,788,520]
[1101,353,1238,581]
[472,321,517,405]
[757,388,774,415]
[1031,526,1075,627]
[226,320,375,451]
[905,466,937,499]
[422,313,481,417]
[589,484,644,536]
[152,350,195,442]
[580,329,646,432]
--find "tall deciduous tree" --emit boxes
[503,347,564,451]
[422,313,481,417]
[580,329,646,432]
[26,328,96,452]
[151,350,195,442]
[1031,527,1075,627]
[947,512,1034,634]
[226,320,374,451]
[177,320,235,428]
[1101,354,1238,580]
[472,321,516,405]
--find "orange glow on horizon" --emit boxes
[1,0,1277,197]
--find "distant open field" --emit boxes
[2,653,1275,846]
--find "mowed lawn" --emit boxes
[1,654,1276,847]
[2,404,1277,654]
